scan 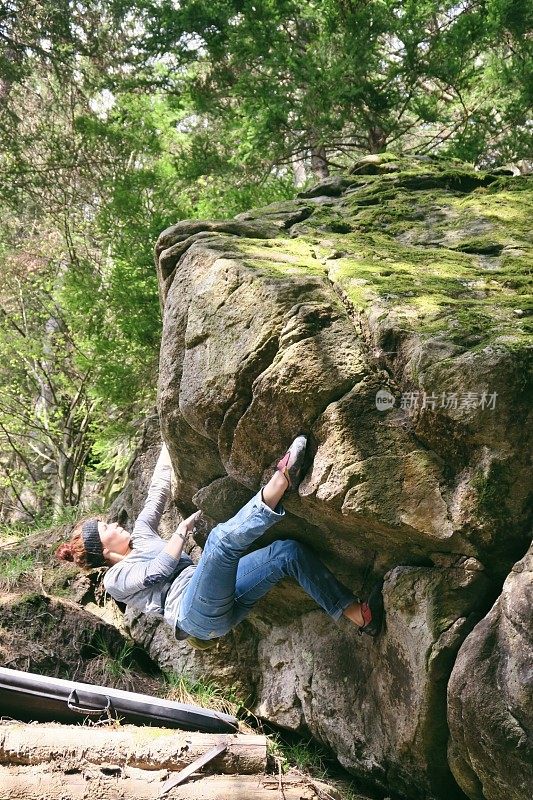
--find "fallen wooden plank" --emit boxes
[0,721,266,773]
[0,765,340,800]
[0,764,165,800]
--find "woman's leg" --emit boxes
[228,539,358,629]
[178,436,307,640]
[261,471,287,511]
[177,475,286,639]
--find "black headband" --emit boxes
[82,519,106,568]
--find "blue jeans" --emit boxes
[177,491,357,640]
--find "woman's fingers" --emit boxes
[183,510,201,531]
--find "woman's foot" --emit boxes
[359,581,384,637]
[343,582,384,637]
[343,600,365,627]
[276,435,307,491]
[261,435,308,510]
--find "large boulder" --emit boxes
[152,155,532,799]
[156,157,531,575]
[447,543,533,800]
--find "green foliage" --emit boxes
[129,0,532,169]
[191,174,296,220]
[0,236,101,516]
[0,0,530,519]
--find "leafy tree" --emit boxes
[444,0,533,164]
[0,11,293,518]
[0,226,99,517]
[126,0,532,172]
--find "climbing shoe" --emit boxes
[276,435,307,490]
[359,581,384,637]
[187,636,218,651]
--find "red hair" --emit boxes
[55,517,102,569]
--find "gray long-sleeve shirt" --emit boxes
[103,447,195,636]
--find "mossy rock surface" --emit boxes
[155,154,532,572]
[233,160,532,348]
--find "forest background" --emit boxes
[0,0,531,522]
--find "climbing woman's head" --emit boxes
[55,518,131,569]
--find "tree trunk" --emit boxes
[0,766,335,800]
[0,723,266,774]
[310,144,329,180]
[53,451,69,516]
[367,126,388,153]
[291,156,307,187]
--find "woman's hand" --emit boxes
[177,510,201,539]
[162,511,201,561]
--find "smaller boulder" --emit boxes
[447,543,533,800]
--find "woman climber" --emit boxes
[56,436,384,648]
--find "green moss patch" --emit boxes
[232,238,328,278]
[222,161,531,350]
[472,462,511,523]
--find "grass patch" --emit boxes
[267,732,328,778]
[84,631,137,688]
[0,553,36,590]
[162,670,244,717]
[266,729,373,799]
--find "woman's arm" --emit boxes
[104,511,200,598]
[156,510,200,563]
[132,444,173,547]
